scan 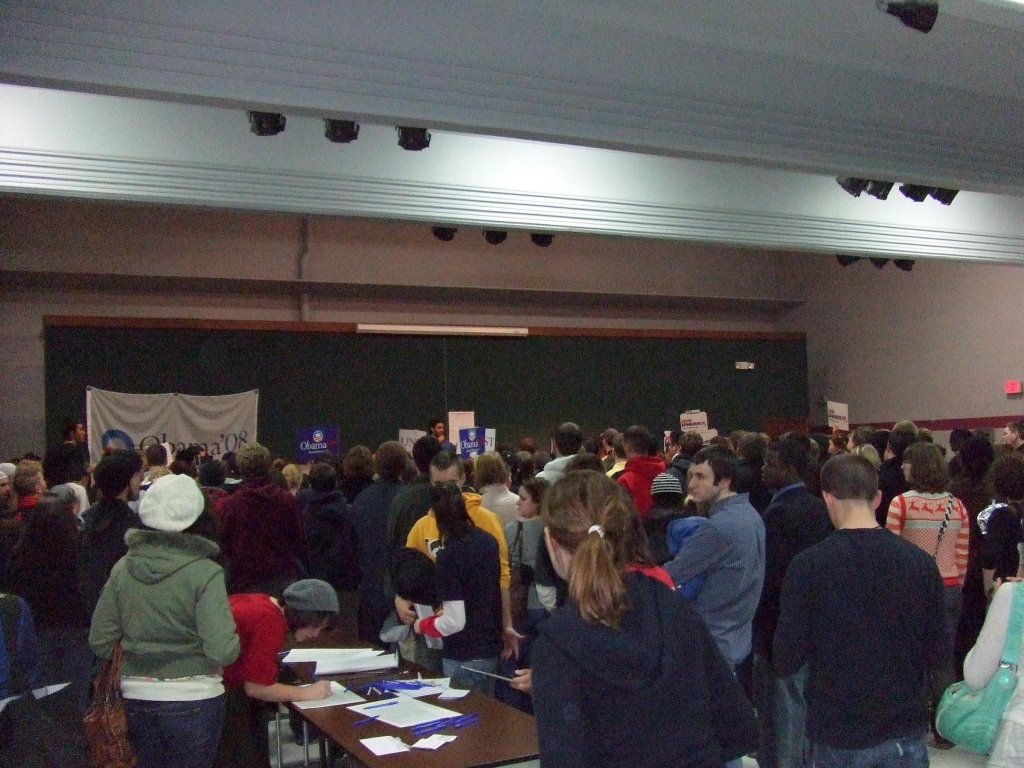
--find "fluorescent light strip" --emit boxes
[356,324,529,336]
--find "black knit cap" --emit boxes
[390,547,437,605]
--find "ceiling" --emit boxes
[2,0,1023,195]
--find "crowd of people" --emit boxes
[1,415,1024,767]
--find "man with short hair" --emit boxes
[535,422,583,484]
[774,454,945,768]
[428,418,455,451]
[665,431,703,485]
[616,425,665,517]
[1003,421,1024,452]
[664,446,765,669]
[604,434,627,478]
[11,460,46,521]
[219,442,307,597]
[752,438,833,768]
[0,469,13,518]
[403,451,521,659]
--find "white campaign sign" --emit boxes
[86,387,258,463]
[827,401,850,431]
[399,429,428,454]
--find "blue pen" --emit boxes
[363,700,399,711]
[353,715,379,726]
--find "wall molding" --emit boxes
[5,149,1024,262]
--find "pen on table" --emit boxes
[363,700,399,710]
[353,715,380,726]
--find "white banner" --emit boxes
[827,401,849,431]
[86,387,258,463]
[399,429,427,455]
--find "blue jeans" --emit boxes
[442,657,499,697]
[753,654,808,768]
[125,695,225,768]
[809,735,928,768]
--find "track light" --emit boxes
[247,111,286,136]
[432,226,457,242]
[484,230,507,245]
[837,178,870,197]
[877,1,938,33]
[836,255,861,267]
[397,127,431,151]
[865,181,894,200]
[870,258,890,269]
[324,119,359,143]
[530,233,554,248]
[929,188,959,205]
[899,184,931,202]
[893,259,915,272]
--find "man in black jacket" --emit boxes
[752,437,832,768]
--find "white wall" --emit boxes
[777,253,1024,426]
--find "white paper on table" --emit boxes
[315,651,399,675]
[437,688,470,700]
[281,648,383,664]
[347,697,462,728]
[360,736,410,756]
[413,734,457,750]
[292,681,365,710]
[395,685,447,699]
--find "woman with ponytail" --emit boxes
[532,470,758,768]
[411,481,504,694]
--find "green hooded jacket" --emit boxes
[89,529,240,679]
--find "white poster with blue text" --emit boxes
[86,387,258,463]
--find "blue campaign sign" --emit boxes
[458,427,486,459]
[297,425,340,463]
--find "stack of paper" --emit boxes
[360,736,410,756]
[413,734,457,750]
[347,698,462,728]
[292,681,365,710]
[281,648,399,675]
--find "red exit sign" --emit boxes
[1007,380,1023,395]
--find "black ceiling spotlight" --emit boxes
[899,184,932,202]
[893,259,915,272]
[247,111,286,136]
[836,255,861,267]
[929,188,959,205]
[324,119,359,144]
[397,126,431,151]
[837,177,871,197]
[432,226,457,242]
[877,1,938,33]
[484,230,507,245]
[865,181,894,200]
[870,258,890,269]
[530,233,554,247]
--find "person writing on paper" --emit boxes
[412,481,504,695]
[963,579,1024,766]
[214,579,340,768]
[531,471,759,768]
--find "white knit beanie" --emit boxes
[139,474,205,532]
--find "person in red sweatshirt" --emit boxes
[616,425,665,518]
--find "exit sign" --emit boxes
[1006,380,1023,395]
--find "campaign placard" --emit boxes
[679,410,709,433]
[297,425,340,463]
[458,427,487,459]
[398,429,427,455]
[826,401,850,431]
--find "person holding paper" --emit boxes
[411,482,504,695]
[531,470,758,767]
[214,579,339,768]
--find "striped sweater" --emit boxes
[886,491,969,585]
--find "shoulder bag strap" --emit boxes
[1001,582,1024,667]
[512,522,524,562]
[933,495,955,559]
[0,593,30,694]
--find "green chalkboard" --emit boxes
[45,324,808,458]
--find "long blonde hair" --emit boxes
[542,471,652,627]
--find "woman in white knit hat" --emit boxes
[89,474,240,768]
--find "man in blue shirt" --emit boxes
[664,445,765,768]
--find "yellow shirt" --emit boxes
[405,492,511,589]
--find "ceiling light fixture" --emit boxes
[865,181,895,200]
[247,111,286,136]
[899,184,932,202]
[836,255,861,267]
[397,126,431,151]
[484,230,507,245]
[877,1,938,33]
[929,188,959,205]
[893,259,915,272]
[836,177,870,197]
[530,233,554,247]
[324,119,359,143]
[432,226,457,242]
[870,258,890,269]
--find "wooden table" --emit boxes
[287,663,539,768]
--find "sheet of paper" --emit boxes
[360,736,410,756]
[395,685,446,699]
[347,697,462,728]
[437,687,470,700]
[315,651,399,675]
[413,734,457,750]
[282,647,382,664]
[292,681,365,710]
